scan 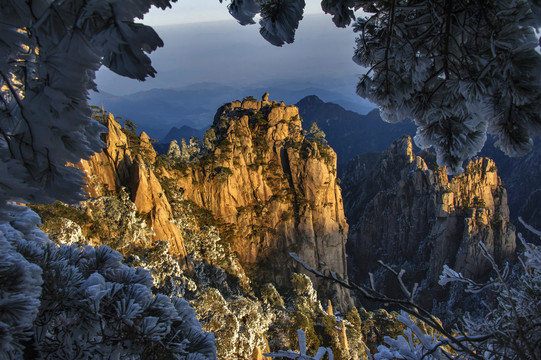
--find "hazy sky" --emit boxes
[93,3,375,118]
[143,1,326,26]
[96,12,364,96]
[92,4,375,136]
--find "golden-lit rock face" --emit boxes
[171,99,351,309]
[78,113,132,198]
[442,158,516,279]
[129,156,187,256]
[78,113,187,260]
[78,99,352,308]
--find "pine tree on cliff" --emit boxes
[307,122,328,146]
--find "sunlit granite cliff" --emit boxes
[165,98,351,309]
[76,113,189,261]
[73,98,352,309]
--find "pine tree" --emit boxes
[203,128,217,153]
[352,0,541,173]
[307,122,328,146]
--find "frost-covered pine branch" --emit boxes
[290,252,482,359]
[0,0,176,209]
[352,0,541,174]
[0,205,216,359]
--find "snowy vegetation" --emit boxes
[0,0,175,208]
[0,204,215,359]
[2,1,541,359]
[293,222,541,359]
[369,230,541,359]
[352,0,541,174]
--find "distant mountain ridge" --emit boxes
[295,95,416,171]
[90,86,376,139]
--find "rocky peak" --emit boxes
[74,99,351,309]
[138,131,156,163]
[169,97,351,309]
[78,113,132,198]
[343,136,516,312]
[76,113,188,260]
[381,134,416,165]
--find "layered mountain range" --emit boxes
[31,96,523,358]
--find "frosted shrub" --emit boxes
[0,206,44,357]
[193,288,273,360]
[265,329,334,360]
[373,226,541,360]
[0,205,216,359]
[127,240,190,297]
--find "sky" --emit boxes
[96,3,366,96]
[142,1,326,26]
[95,14,362,94]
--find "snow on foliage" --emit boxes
[372,229,541,359]
[258,0,306,46]
[225,0,261,25]
[0,204,44,357]
[0,0,176,208]
[224,0,361,44]
[0,205,216,359]
[367,313,458,360]
[265,329,334,360]
[352,0,541,174]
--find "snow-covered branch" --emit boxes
[0,0,176,208]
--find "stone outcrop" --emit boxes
[482,139,541,243]
[343,136,516,307]
[76,99,351,309]
[129,156,186,256]
[78,113,132,198]
[167,99,351,309]
[77,113,188,260]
